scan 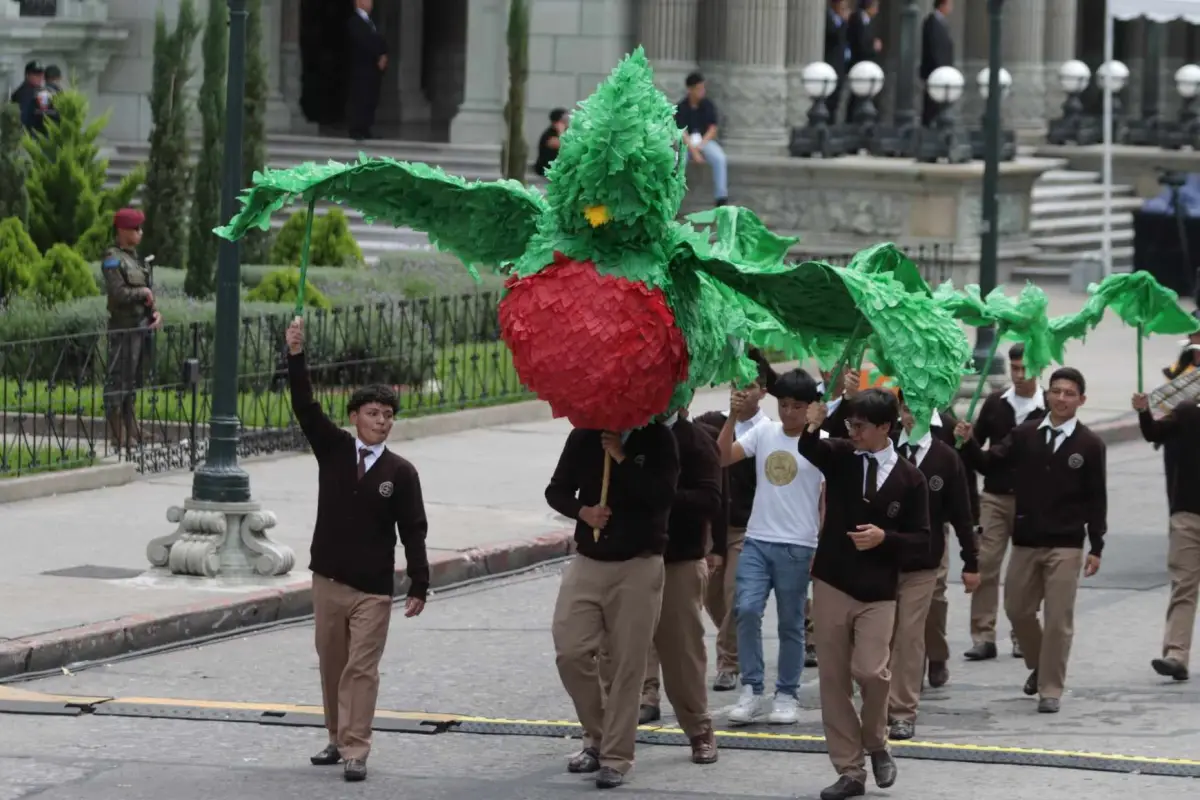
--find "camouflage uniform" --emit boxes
[102,244,151,448]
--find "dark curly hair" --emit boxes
[348,384,400,414]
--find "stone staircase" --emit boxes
[103,134,506,264]
[1013,167,1141,281]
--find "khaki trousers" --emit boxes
[888,569,939,723]
[610,561,711,736]
[1163,512,1200,666]
[312,574,393,761]
[924,537,951,662]
[813,579,896,784]
[704,526,747,673]
[1004,546,1083,699]
[554,554,665,774]
[971,493,1017,644]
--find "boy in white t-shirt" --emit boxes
[717,368,826,725]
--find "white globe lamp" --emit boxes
[848,60,885,99]
[1176,64,1200,99]
[1097,60,1130,93]
[1058,60,1091,94]
[801,62,840,100]
[927,66,965,105]
[977,67,1013,100]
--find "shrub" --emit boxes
[240,0,270,264]
[34,243,99,305]
[269,208,363,268]
[0,103,29,225]
[0,216,39,303]
[246,268,332,310]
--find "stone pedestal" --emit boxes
[681,154,1060,285]
[721,0,789,155]
[784,0,824,131]
[148,498,295,579]
[639,0,700,100]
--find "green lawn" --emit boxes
[0,441,97,477]
[0,341,531,438]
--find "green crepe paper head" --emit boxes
[1048,272,1200,363]
[544,47,686,251]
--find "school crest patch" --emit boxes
[379,481,394,498]
[929,476,944,492]
[887,501,901,518]
[634,455,645,467]
[1067,453,1084,469]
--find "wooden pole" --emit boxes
[594,451,612,542]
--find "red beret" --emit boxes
[113,208,145,230]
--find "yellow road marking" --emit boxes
[3,687,1197,766]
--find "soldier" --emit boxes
[102,208,161,451]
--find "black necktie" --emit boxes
[863,454,878,503]
[1045,428,1062,453]
[358,447,370,480]
[903,444,918,464]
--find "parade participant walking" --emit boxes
[716,369,826,726]
[802,390,930,800]
[1133,391,1200,681]
[618,410,722,762]
[964,343,1047,662]
[887,392,980,741]
[546,422,679,789]
[956,367,1106,714]
[286,317,429,782]
[101,208,161,452]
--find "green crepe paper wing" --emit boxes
[846,242,932,296]
[931,282,1055,377]
[681,241,971,440]
[213,157,547,277]
[1048,272,1200,362]
[685,207,799,270]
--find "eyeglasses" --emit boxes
[844,420,870,432]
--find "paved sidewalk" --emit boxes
[0,282,1191,678]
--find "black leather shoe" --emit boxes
[712,671,738,691]
[567,747,600,774]
[819,775,866,800]
[343,759,367,782]
[870,749,897,788]
[805,643,819,668]
[1023,669,1039,696]
[1012,639,1024,659]
[1152,657,1190,681]
[964,642,997,661]
[596,766,624,788]
[1037,697,1060,713]
[638,704,661,725]
[927,661,949,688]
[310,744,341,766]
[888,719,915,741]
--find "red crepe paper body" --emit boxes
[498,253,689,431]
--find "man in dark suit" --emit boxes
[824,0,851,121]
[920,0,955,127]
[846,0,881,122]
[801,390,931,800]
[346,0,388,141]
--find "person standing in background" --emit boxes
[346,0,388,141]
[9,61,44,131]
[920,0,955,127]
[534,108,569,177]
[824,0,851,122]
[846,0,881,121]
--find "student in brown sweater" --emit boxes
[801,389,931,800]
[956,367,1106,714]
[606,410,722,762]
[285,318,429,783]
[545,422,680,789]
[964,343,1048,662]
[1133,391,1200,682]
[886,391,980,741]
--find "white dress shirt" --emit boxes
[1036,415,1077,452]
[856,441,898,495]
[1003,385,1045,425]
[896,429,933,467]
[355,438,385,474]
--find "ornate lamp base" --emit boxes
[148,498,296,579]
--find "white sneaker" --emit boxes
[727,686,771,725]
[767,693,800,724]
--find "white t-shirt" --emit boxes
[737,421,825,548]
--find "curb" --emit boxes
[0,463,137,504]
[0,530,576,681]
[1089,413,1144,447]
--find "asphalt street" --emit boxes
[2,439,1198,799]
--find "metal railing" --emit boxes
[792,243,956,286]
[0,292,528,478]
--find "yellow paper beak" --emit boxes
[584,205,611,227]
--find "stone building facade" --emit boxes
[2,0,1199,151]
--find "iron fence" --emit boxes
[792,243,956,286]
[0,292,527,478]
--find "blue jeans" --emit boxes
[734,537,814,697]
[688,139,728,201]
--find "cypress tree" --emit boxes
[240,0,270,264]
[185,0,228,299]
[142,0,200,270]
[0,103,29,225]
[501,0,530,182]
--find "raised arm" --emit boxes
[955,420,1018,476]
[285,317,349,460]
[797,401,837,473]
[392,462,430,602]
[544,431,584,521]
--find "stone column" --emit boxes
[279,0,314,133]
[784,0,824,131]
[450,0,508,145]
[264,0,291,133]
[1000,0,1047,134]
[696,0,729,116]
[720,0,789,155]
[1042,0,1077,124]
[397,0,433,131]
[1162,20,1190,119]
[638,0,700,100]
[961,0,990,120]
